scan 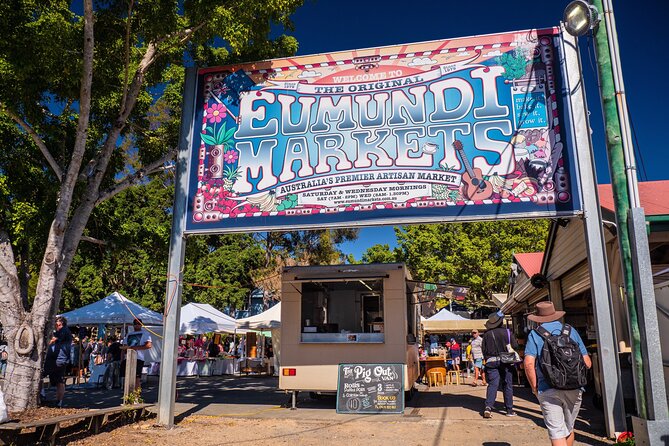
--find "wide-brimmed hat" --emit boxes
[527,301,565,323]
[485,310,505,330]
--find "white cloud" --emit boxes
[457,51,470,56]
[408,57,437,67]
[486,50,503,57]
[298,70,321,79]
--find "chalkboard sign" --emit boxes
[336,363,404,414]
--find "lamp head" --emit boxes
[564,0,600,37]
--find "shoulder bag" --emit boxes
[491,329,517,364]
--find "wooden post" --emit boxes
[123,349,137,403]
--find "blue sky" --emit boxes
[282,0,668,259]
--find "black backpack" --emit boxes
[536,324,588,390]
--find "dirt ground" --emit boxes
[70,416,504,446]
[13,374,615,445]
[68,411,612,446]
[63,378,613,446]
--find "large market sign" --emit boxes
[185,27,581,233]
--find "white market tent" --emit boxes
[421,308,487,333]
[236,303,281,375]
[59,292,163,326]
[427,308,467,321]
[235,302,281,330]
[179,303,238,335]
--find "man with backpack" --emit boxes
[524,301,591,446]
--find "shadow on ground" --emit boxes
[45,374,612,445]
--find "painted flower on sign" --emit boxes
[206,103,227,123]
[223,150,239,164]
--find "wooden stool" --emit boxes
[447,371,461,385]
[428,370,445,387]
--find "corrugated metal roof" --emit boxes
[514,252,544,277]
[598,180,669,216]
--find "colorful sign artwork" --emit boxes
[186,28,581,233]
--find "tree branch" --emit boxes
[0,104,63,181]
[31,0,95,327]
[57,0,95,214]
[154,21,206,48]
[120,0,135,114]
[96,147,177,205]
[80,235,107,246]
[55,15,198,295]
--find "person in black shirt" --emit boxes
[104,336,122,389]
[208,338,221,358]
[106,337,122,362]
[43,316,72,408]
[481,310,519,418]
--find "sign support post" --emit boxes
[589,0,669,440]
[560,28,626,437]
[157,67,197,427]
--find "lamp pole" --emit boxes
[582,0,669,440]
[589,0,645,415]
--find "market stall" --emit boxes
[421,308,487,333]
[149,304,244,376]
[149,356,244,377]
[58,292,164,386]
[236,303,281,375]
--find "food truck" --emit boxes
[279,263,420,402]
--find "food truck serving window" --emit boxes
[300,279,384,343]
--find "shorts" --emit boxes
[45,367,65,386]
[473,358,483,368]
[537,388,583,439]
[452,356,461,366]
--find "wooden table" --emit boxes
[419,356,445,383]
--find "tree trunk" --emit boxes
[0,227,61,412]
[2,337,44,412]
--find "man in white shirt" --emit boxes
[121,318,152,390]
[469,329,486,386]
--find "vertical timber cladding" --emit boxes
[185,28,582,234]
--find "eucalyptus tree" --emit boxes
[396,220,550,300]
[361,243,397,264]
[0,0,302,411]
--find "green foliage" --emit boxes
[262,229,359,266]
[62,178,265,313]
[361,244,397,264]
[395,220,550,300]
[184,234,265,312]
[0,0,305,310]
[123,387,144,405]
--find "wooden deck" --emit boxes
[0,403,153,446]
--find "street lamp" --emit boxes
[563,0,600,36]
[562,0,669,442]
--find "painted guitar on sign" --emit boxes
[453,140,493,201]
